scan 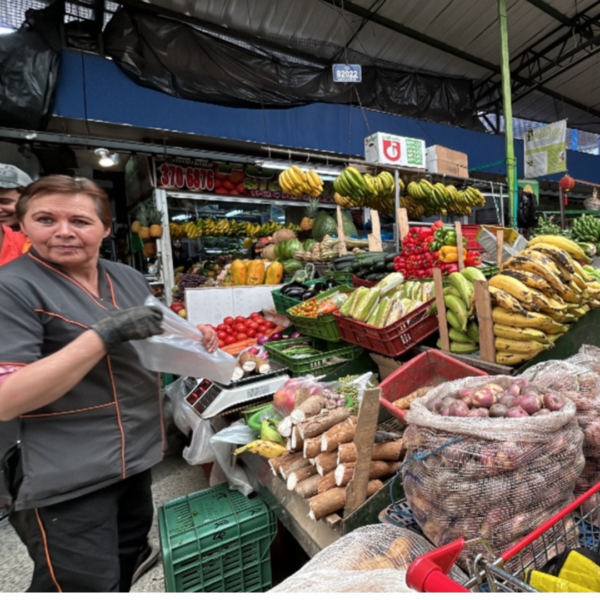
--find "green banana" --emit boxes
[466,321,480,343]
[449,327,476,344]
[444,295,468,332]
[461,267,486,282]
[448,272,474,309]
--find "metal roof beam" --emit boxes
[524,0,571,25]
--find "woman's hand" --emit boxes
[197,325,219,353]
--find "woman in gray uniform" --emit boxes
[0,175,216,592]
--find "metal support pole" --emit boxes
[153,188,175,305]
[498,0,517,228]
[394,169,401,253]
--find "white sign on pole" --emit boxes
[524,120,567,178]
[364,132,426,169]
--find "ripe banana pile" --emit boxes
[333,168,400,213]
[440,268,483,354]
[491,235,600,366]
[169,220,299,240]
[278,166,324,198]
[405,180,486,219]
[234,439,288,458]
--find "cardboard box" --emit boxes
[426,145,469,178]
[365,132,426,169]
[476,226,528,264]
[369,353,403,381]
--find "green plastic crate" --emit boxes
[265,337,364,377]
[158,484,277,593]
[271,279,327,316]
[287,285,354,342]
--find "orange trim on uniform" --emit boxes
[28,254,108,312]
[20,402,116,419]
[107,356,127,479]
[35,509,63,593]
[106,274,120,309]
[34,310,90,330]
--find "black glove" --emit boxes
[92,306,164,353]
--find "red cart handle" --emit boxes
[380,396,408,424]
[406,539,470,593]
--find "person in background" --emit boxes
[172,238,192,271]
[0,164,32,267]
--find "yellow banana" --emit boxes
[493,323,548,343]
[527,236,590,262]
[494,338,551,354]
[234,440,288,458]
[492,307,554,329]
[489,275,533,305]
[496,351,545,366]
[489,286,528,315]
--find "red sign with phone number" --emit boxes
[154,159,335,203]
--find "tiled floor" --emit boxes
[0,457,208,593]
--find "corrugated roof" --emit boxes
[126,0,600,131]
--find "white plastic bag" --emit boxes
[210,420,257,496]
[131,296,237,384]
[183,418,217,466]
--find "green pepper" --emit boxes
[429,241,440,252]
[444,230,457,246]
[434,229,447,243]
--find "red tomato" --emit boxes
[225,335,237,345]
[216,324,227,332]
[257,325,267,334]
[264,321,276,329]
[247,321,260,331]
[217,331,227,341]
[235,323,247,333]
[250,313,262,320]
[224,317,235,325]
[218,340,225,348]
[236,333,248,341]
[225,326,234,335]
[235,316,247,323]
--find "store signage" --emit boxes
[364,132,426,169]
[333,64,362,83]
[153,157,335,203]
[524,119,567,178]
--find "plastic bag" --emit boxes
[130,296,237,384]
[210,420,257,496]
[270,524,468,593]
[334,372,374,408]
[403,375,584,568]
[273,375,329,416]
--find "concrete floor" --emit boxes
[0,456,208,593]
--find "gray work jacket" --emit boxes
[0,251,164,511]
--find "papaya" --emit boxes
[231,259,247,286]
[246,260,266,285]
[265,261,284,285]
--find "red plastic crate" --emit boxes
[378,349,487,422]
[334,300,438,359]
[462,224,484,251]
[351,274,376,288]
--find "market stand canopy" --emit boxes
[103,0,600,134]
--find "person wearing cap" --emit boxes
[0,164,33,267]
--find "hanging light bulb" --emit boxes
[94,148,118,168]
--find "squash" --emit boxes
[262,244,277,261]
[273,229,296,245]
[231,260,247,286]
[265,261,284,285]
[246,260,266,285]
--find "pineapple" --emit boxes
[301,199,319,231]
[148,207,164,238]
[136,205,151,241]
[143,241,157,258]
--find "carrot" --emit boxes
[222,338,257,355]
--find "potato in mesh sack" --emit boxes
[269,524,468,593]
[402,375,584,568]
[522,359,600,497]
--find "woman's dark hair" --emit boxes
[17,175,112,228]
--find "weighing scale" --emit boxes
[184,363,290,419]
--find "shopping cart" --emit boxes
[406,480,600,593]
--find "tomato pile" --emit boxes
[216,313,276,348]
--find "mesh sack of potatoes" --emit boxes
[402,375,584,569]
[522,359,600,498]
[269,524,468,593]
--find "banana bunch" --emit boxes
[169,222,187,240]
[439,269,482,354]
[401,196,425,219]
[333,168,399,214]
[234,439,288,458]
[185,222,201,239]
[573,214,600,244]
[406,180,485,218]
[491,235,596,365]
[279,166,324,198]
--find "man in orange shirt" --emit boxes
[0,164,33,268]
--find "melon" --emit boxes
[273,229,296,245]
[262,244,277,261]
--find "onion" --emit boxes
[425,398,443,413]
[269,333,283,341]
[441,406,451,417]
[449,400,470,417]
[290,332,302,339]
[473,388,495,408]
[507,406,529,418]
[248,347,260,355]
[517,394,543,415]
[544,393,566,412]
[257,336,270,345]
[506,383,521,397]
[467,408,489,418]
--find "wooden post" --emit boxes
[397,208,409,242]
[344,387,381,517]
[455,221,465,271]
[474,280,496,363]
[368,210,383,252]
[559,179,566,230]
[496,229,504,267]
[434,267,450,352]
[336,206,348,257]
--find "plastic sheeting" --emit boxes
[0,1,61,130]
[104,7,480,129]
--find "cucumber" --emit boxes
[372,261,388,273]
[385,252,401,262]
[367,273,386,282]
